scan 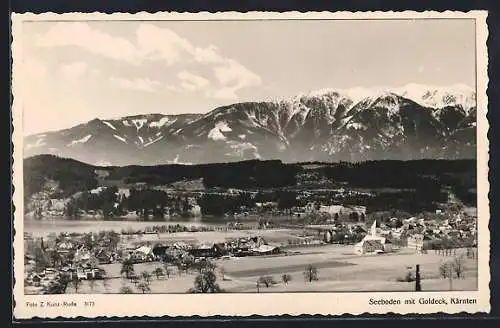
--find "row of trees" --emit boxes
[64,187,195,220]
[197,190,304,216]
[256,265,319,291]
[120,257,223,294]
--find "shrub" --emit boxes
[258,276,276,288]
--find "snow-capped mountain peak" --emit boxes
[24,84,476,165]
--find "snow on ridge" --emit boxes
[346,122,367,131]
[103,121,117,130]
[227,141,259,157]
[138,136,144,144]
[26,137,47,150]
[132,118,147,131]
[208,121,232,141]
[389,83,476,112]
[143,135,164,147]
[122,120,131,127]
[113,134,128,144]
[282,83,476,111]
[68,134,92,147]
[238,134,246,140]
[96,160,112,167]
[149,117,175,128]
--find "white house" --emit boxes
[407,234,424,252]
[134,245,154,261]
[354,221,392,255]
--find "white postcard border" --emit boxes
[11,10,490,319]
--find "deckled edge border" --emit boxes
[10,10,492,320]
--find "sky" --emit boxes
[20,19,476,135]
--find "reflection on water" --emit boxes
[24,216,229,237]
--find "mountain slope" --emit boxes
[24,84,477,165]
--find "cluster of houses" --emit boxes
[309,207,478,255]
[149,236,281,262]
[25,230,284,293]
[377,213,477,249]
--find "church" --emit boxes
[354,220,393,255]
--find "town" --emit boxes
[24,198,478,294]
[23,157,478,294]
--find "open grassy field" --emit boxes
[216,245,477,292]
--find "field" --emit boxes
[25,244,477,295]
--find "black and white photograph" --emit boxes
[12,11,490,317]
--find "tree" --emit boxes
[181,256,195,273]
[102,277,110,291]
[452,256,466,278]
[49,250,63,268]
[88,278,96,292]
[137,281,151,294]
[33,246,50,272]
[163,264,172,278]
[303,265,319,282]
[120,286,134,294]
[141,271,153,284]
[349,212,359,222]
[153,267,164,280]
[71,277,82,293]
[439,261,451,279]
[197,259,216,273]
[282,274,292,285]
[108,231,120,251]
[44,279,68,294]
[176,262,184,277]
[189,271,222,293]
[258,276,276,288]
[219,266,227,281]
[120,259,135,280]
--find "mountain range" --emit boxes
[23,84,477,166]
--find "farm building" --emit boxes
[187,244,226,258]
[406,234,425,252]
[251,244,280,255]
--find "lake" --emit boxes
[23,217,230,237]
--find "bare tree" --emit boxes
[282,274,292,285]
[120,259,135,280]
[141,271,152,284]
[219,266,227,281]
[163,265,172,279]
[71,277,82,293]
[258,276,276,288]
[137,282,151,294]
[119,286,133,294]
[439,261,451,279]
[88,279,96,292]
[189,271,222,293]
[102,277,110,291]
[153,267,164,280]
[303,265,319,282]
[452,256,466,278]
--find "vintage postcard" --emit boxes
[12,11,490,318]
